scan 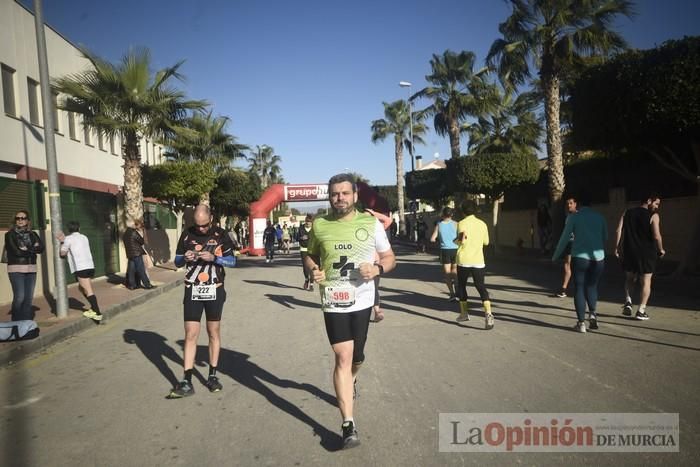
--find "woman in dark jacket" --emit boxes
[5,210,44,320]
[122,219,153,289]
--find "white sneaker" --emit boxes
[574,321,586,333]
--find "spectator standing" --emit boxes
[4,210,44,321]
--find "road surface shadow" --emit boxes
[185,341,342,451]
[121,329,342,451]
[243,279,302,290]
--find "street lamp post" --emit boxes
[399,81,414,172]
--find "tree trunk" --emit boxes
[449,117,461,159]
[123,132,144,223]
[199,192,210,207]
[175,210,184,241]
[395,136,406,236]
[543,71,565,239]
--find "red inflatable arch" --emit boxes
[247,182,389,256]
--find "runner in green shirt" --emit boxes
[304,173,396,449]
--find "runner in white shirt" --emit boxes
[57,221,102,321]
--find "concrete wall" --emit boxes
[496,188,698,261]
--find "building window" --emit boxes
[52,92,61,133]
[68,112,78,140]
[97,132,105,151]
[83,121,93,146]
[110,135,116,155]
[27,78,41,125]
[1,64,17,117]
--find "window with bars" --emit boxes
[68,112,78,140]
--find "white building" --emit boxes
[0,0,169,304]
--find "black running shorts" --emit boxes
[183,285,226,322]
[439,249,457,265]
[323,307,372,364]
[74,268,95,279]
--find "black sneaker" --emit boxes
[308,283,314,292]
[168,380,194,399]
[635,311,650,321]
[341,421,360,449]
[556,289,567,298]
[205,376,223,393]
[622,302,633,316]
[589,318,599,330]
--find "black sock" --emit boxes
[87,295,101,314]
[184,369,193,382]
[209,366,217,377]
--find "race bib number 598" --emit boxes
[323,286,355,308]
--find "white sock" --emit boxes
[343,418,354,425]
[625,296,632,304]
[638,305,646,313]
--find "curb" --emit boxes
[0,279,184,367]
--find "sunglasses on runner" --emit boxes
[15,216,28,220]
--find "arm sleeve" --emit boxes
[375,219,391,253]
[552,215,575,261]
[174,230,187,267]
[215,229,235,267]
[31,231,45,254]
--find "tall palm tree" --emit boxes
[247,145,282,189]
[487,0,634,210]
[412,50,494,159]
[164,110,248,204]
[464,86,542,156]
[371,99,427,235]
[54,48,205,222]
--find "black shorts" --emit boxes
[562,241,573,257]
[622,252,658,274]
[74,269,95,279]
[439,249,457,265]
[324,308,372,364]
[183,285,226,322]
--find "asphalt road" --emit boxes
[1,247,699,466]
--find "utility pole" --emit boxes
[33,0,68,318]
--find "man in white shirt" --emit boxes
[57,221,102,321]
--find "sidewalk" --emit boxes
[0,264,183,366]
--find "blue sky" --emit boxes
[30,0,700,186]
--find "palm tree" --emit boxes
[164,110,248,204]
[371,99,427,236]
[247,145,282,189]
[464,86,542,156]
[412,50,494,159]
[487,0,633,212]
[54,48,205,222]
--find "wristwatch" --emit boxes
[375,263,384,276]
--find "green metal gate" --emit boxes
[60,187,119,282]
[0,177,45,229]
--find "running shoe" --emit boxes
[485,313,494,330]
[574,322,587,333]
[205,376,223,393]
[635,311,650,321]
[589,318,599,330]
[168,380,194,399]
[622,302,633,316]
[341,421,360,449]
[308,284,314,292]
[456,311,470,322]
[303,279,309,290]
[82,309,102,321]
[556,289,567,298]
